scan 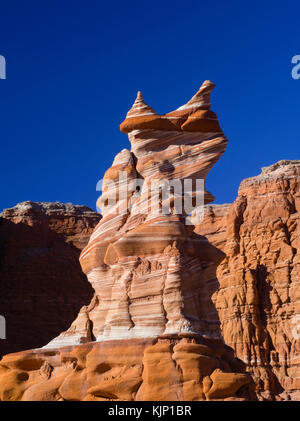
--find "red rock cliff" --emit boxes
[197,160,300,400]
[0,201,101,357]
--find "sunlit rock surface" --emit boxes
[197,160,300,400]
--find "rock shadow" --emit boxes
[0,218,94,358]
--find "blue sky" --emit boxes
[0,0,299,212]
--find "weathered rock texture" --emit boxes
[3,90,298,402]
[0,336,255,401]
[0,201,101,357]
[47,81,229,348]
[197,160,300,401]
[0,83,257,401]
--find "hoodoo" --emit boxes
[50,81,229,346]
[0,84,257,401]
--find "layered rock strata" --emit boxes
[45,81,229,348]
[0,83,257,400]
[0,202,101,356]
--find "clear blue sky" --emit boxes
[0,0,299,212]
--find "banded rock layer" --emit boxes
[46,81,229,348]
[0,83,257,401]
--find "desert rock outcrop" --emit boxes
[197,160,300,400]
[0,202,101,357]
[0,83,257,401]
[46,81,229,347]
[0,336,254,401]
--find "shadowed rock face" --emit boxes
[197,160,300,401]
[0,202,101,357]
[0,84,258,401]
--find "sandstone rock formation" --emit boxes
[197,160,300,401]
[1,157,298,400]
[0,336,254,401]
[47,81,229,348]
[0,201,101,357]
[0,83,257,401]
